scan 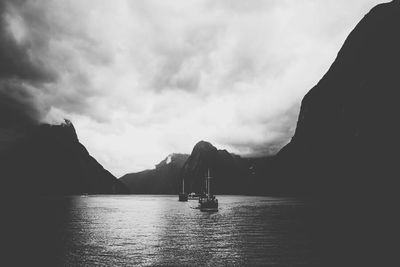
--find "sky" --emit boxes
[0,0,387,176]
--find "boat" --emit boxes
[188,192,200,200]
[199,168,218,212]
[178,176,188,201]
[178,193,188,201]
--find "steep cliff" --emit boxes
[274,2,400,264]
[276,0,400,197]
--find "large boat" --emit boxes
[178,176,188,201]
[199,168,218,212]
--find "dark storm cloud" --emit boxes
[0,82,40,125]
[0,0,57,125]
[0,0,116,125]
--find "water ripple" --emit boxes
[58,195,319,266]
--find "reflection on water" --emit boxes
[57,195,319,266]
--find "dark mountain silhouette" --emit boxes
[2,119,130,266]
[1,119,128,195]
[275,0,399,196]
[179,141,288,195]
[120,153,189,194]
[272,1,400,265]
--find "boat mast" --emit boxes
[207,168,210,196]
[204,170,207,195]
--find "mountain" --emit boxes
[272,1,400,265]
[119,141,279,195]
[275,0,400,197]
[181,141,253,194]
[180,141,285,195]
[120,153,189,194]
[1,120,128,195]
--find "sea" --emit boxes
[10,195,322,266]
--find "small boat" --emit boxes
[188,192,200,200]
[179,193,188,201]
[199,168,218,212]
[178,176,188,202]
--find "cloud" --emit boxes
[0,0,56,125]
[0,0,387,175]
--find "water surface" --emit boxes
[54,195,320,266]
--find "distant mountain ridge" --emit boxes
[180,141,251,194]
[120,141,275,195]
[120,153,189,194]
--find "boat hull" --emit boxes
[178,193,188,201]
[200,207,218,212]
[188,194,200,200]
[199,197,218,212]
